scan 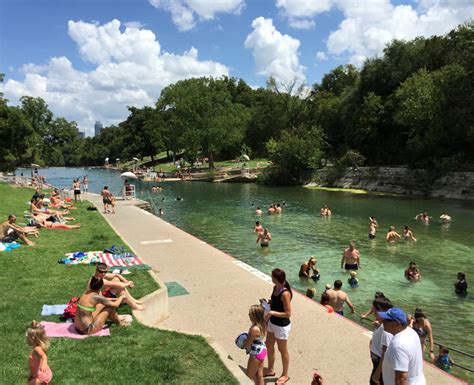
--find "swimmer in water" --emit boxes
[320,205,328,216]
[440,212,452,223]
[299,257,320,280]
[386,226,401,243]
[405,261,421,282]
[255,221,263,234]
[255,207,263,216]
[347,271,359,288]
[176,196,183,201]
[368,216,378,239]
[268,204,276,215]
[256,227,271,248]
[275,203,282,214]
[403,226,417,241]
[415,211,431,224]
[326,207,332,216]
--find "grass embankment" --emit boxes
[0,183,237,385]
[153,158,270,173]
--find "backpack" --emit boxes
[60,297,79,321]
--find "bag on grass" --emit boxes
[60,297,79,321]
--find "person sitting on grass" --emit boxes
[0,215,35,246]
[49,190,75,209]
[94,263,144,310]
[74,277,130,335]
[26,321,53,385]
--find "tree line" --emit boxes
[1,22,472,184]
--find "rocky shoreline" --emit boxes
[307,166,474,200]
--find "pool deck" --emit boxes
[87,194,465,385]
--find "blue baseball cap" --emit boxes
[378,308,407,325]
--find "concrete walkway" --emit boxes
[88,194,464,385]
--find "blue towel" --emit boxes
[41,304,67,316]
[0,243,21,252]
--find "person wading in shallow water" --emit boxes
[256,227,271,248]
[341,241,360,270]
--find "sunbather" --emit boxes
[74,277,130,335]
[94,263,144,310]
[35,217,81,230]
[30,198,69,216]
[0,215,35,246]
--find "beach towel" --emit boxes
[60,251,149,270]
[41,304,67,316]
[0,242,21,252]
[39,321,110,339]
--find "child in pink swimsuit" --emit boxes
[27,321,53,385]
[243,304,267,385]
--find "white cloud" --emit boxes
[245,17,306,85]
[149,0,244,31]
[3,19,229,135]
[276,0,474,65]
[315,51,327,61]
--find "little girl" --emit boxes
[26,321,53,385]
[243,304,267,385]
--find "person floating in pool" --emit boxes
[440,212,452,223]
[256,227,271,248]
[368,216,378,239]
[415,211,431,224]
[340,241,360,270]
[403,226,417,242]
[405,261,421,282]
[386,226,401,243]
[347,271,359,288]
[298,257,320,281]
[454,272,468,296]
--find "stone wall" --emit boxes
[307,167,474,200]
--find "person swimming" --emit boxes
[368,216,378,239]
[256,227,271,247]
[415,211,431,224]
[440,212,452,223]
[347,271,359,288]
[255,221,263,234]
[255,207,263,215]
[405,261,421,282]
[403,226,417,241]
[386,226,401,243]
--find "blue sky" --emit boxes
[1,0,472,135]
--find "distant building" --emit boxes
[94,121,103,137]
[77,131,85,139]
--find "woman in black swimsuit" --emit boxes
[263,268,292,384]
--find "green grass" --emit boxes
[153,158,270,173]
[0,183,238,385]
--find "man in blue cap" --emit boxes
[378,308,426,385]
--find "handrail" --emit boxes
[360,317,474,372]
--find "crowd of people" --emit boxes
[241,203,469,385]
[1,181,148,385]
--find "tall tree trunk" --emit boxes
[208,152,214,170]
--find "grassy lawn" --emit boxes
[153,158,270,173]
[0,183,237,385]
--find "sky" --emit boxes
[1,0,473,135]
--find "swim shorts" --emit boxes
[2,232,19,243]
[345,263,358,270]
[368,234,376,239]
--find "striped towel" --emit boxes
[63,251,146,268]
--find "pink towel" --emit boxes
[40,321,110,339]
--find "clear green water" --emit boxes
[21,168,474,381]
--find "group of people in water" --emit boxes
[243,201,469,384]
